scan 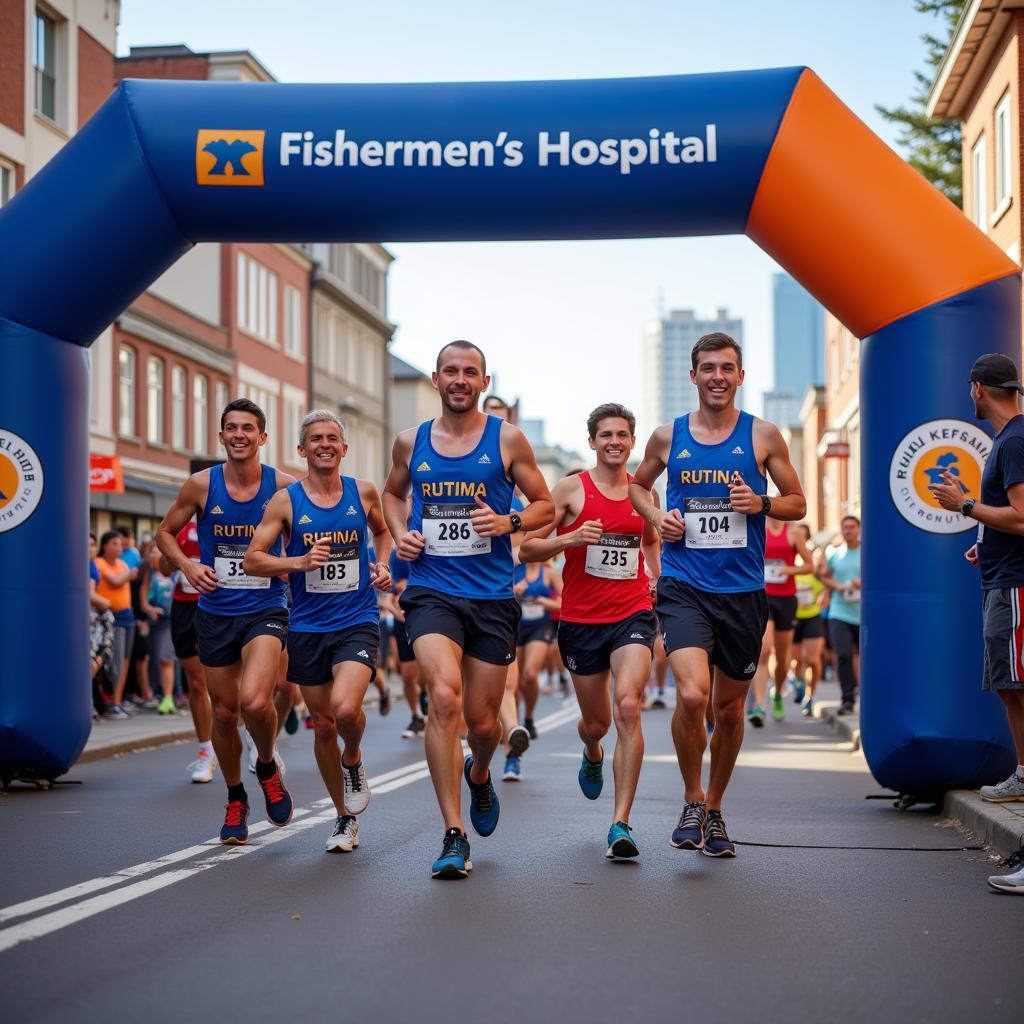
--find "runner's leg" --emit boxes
[462,656,508,786]
[205,663,243,787]
[668,647,712,803]
[572,668,611,764]
[239,635,284,763]
[519,640,547,722]
[609,645,650,823]
[302,683,346,815]
[706,668,750,811]
[182,655,212,742]
[752,619,775,710]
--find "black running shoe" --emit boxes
[525,718,538,741]
[378,685,391,716]
[671,801,706,850]
[702,809,736,858]
[507,724,530,758]
[401,714,426,739]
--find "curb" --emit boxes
[812,699,861,751]
[942,790,1024,861]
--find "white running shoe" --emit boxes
[343,759,371,814]
[188,749,218,784]
[326,815,359,852]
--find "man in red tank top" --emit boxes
[520,403,660,861]
[750,517,814,725]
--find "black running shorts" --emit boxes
[766,594,798,632]
[517,616,553,647]
[393,622,416,663]
[656,577,768,682]
[558,610,657,677]
[195,607,289,668]
[171,600,199,660]
[287,622,380,686]
[400,586,520,666]
[793,616,825,643]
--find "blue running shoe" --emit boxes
[502,754,522,781]
[671,800,706,850]
[702,809,736,858]
[578,750,604,800]
[463,756,500,836]
[257,768,294,827]
[606,820,639,860]
[220,800,249,845]
[791,676,806,704]
[431,827,473,880]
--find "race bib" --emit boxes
[796,583,814,609]
[683,498,748,549]
[843,584,860,604]
[305,545,360,594]
[422,503,492,558]
[520,601,546,621]
[214,542,270,589]
[765,559,787,585]
[178,557,202,594]
[978,523,986,544]
[585,533,641,580]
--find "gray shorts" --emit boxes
[149,617,174,665]
[982,587,1024,691]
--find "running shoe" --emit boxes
[158,696,175,715]
[188,749,217,784]
[578,750,604,800]
[257,768,294,827]
[431,827,472,880]
[140,698,160,710]
[988,846,1024,893]
[747,705,765,728]
[103,704,130,720]
[419,690,429,717]
[836,702,856,716]
[524,718,538,740]
[671,801,706,850]
[507,724,530,758]
[791,677,806,704]
[652,693,667,709]
[378,684,391,717]
[243,726,258,773]
[401,714,426,739]
[980,770,1024,802]
[220,799,249,845]
[702,809,736,858]
[304,714,314,730]
[770,686,785,722]
[801,697,814,718]
[606,820,639,860]
[463,755,500,836]
[326,815,360,853]
[285,707,299,735]
[343,759,371,814]
[502,754,522,781]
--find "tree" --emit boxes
[876,0,966,207]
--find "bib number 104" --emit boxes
[697,515,730,535]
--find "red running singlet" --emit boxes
[764,521,797,597]
[172,522,201,604]
[558,471,652,624]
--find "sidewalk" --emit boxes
[812,681,1024,860]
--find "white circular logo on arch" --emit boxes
[888,418,989,534]
[0,429,44,533]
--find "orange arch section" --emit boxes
[747,69,1018,338]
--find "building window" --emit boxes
[995,91,1012,212]
[284,286,303,358]
[118,345,136,436]
[215,380,229,427]
[972,134,988,233]
[236,252,279,344]
[284,395,304,467]
[171,366,187,449]
[33,9,58,122]
[147,356,165,444]
[193,374,208,454]
[0,162,13,207]
[239,383,276,466]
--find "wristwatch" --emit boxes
[760,495,772,515]
[509,512,523,534]
[960,498,976,518]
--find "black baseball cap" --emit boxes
[968,353,1024,394]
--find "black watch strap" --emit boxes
[510,512,522,534]
[760,495,772,515]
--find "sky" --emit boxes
[118,0,934,452]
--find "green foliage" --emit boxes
[876,0,967,207]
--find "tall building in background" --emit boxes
[763,272,824,428]
[644,307,744,430]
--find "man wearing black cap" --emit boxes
[931,353,1024,893]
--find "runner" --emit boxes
[164,520,218,783]
[818,516,862,716]
[155,398,295,845]
[749,516,814,725]
[520,402,659,859]
[388,549,428,739]
[383,342,553,879]
[513,560,561,737]
[245,410,393,853]
[792,526,828,718]
[629,331,806,858]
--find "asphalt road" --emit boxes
[2,689,1022,1024]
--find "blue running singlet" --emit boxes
[197,464,285,615]
[516,563,552,626]
[285,476,378,633]
[408,415,514,599]
[662,411,766,594]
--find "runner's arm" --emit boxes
[360,479,394,590]
[629,424,682,541]
[781,526,815,576]
[756,421,806,521]
[500,424,555,534]
[382,431,424,561]
[641,489,662,580]
[519,477,592,562]
[155,473,219,593]
[244,489,318,577]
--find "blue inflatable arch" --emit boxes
[0,68,1019,792]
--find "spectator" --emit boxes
[93,530,138,719]
[818,515,861,716]
[929,352,1024,894]
[129,540,158,710]
[117,526,141,571]
[141,545,176,715]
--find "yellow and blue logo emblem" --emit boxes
[195,129,265,186]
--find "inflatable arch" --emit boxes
[0,67,1019,793]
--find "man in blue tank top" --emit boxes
[156,399,296,845]
[383,340,553,880]
[630,333,806,859]
[245,410,394,854]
